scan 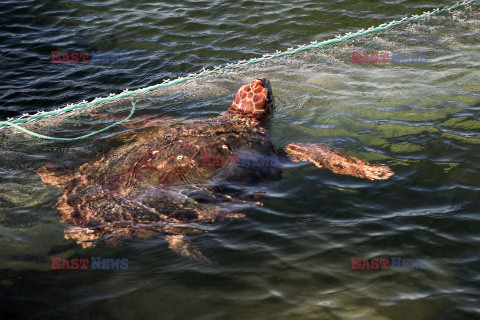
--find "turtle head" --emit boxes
[227,78,274,122]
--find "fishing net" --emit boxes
[1,0,478,142]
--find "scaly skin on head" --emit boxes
[227,78,274,122]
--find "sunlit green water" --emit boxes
[1,1,480,320]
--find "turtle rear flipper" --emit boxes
[166,235,211,263]
[37,163,74,189]
[285,143,394,180]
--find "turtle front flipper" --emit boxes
[91,113,174,129]
[89,113,173,143]
[284,143,394,180]
[166,235,211,262]
[89,114,175,143]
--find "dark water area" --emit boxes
[1,1,480,320]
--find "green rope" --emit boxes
[0,101,136,141]
[0,0,478,140]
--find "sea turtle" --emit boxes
[38,78,393,260]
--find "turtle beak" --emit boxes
[259,78,274,115]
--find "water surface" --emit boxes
[0,1,479,320]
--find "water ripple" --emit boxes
[1,1,480,320]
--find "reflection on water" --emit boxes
[1,1,480,320]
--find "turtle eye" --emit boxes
[222,144,228,149]
[177,155,183,160]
